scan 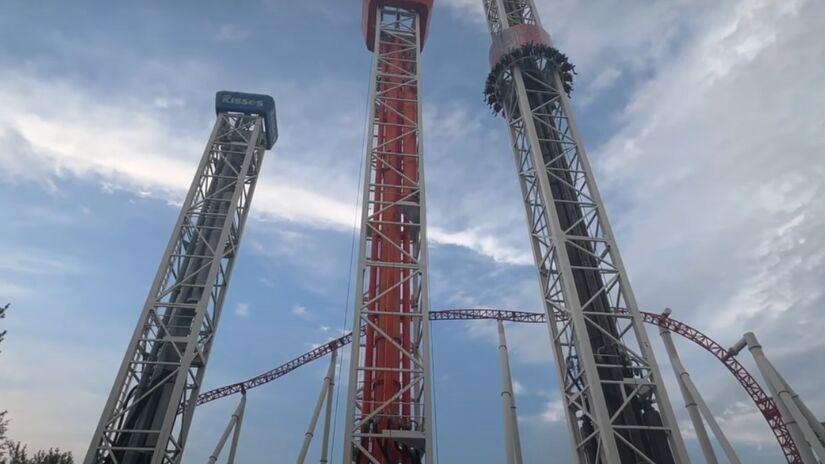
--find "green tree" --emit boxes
[0,302,7,353]
[1,303,8,456]
[0,411,7,448]
[3,442,73,464]
[0,304,74,464]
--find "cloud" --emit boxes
[578,66,622,107]
[441,0,707,91]
[0,248,84,275]
[540,398,565,423]
[292,304,309,319]
[445,0,825,455]
[214,24,250,42]
[2,2,824,462]
[512,380,526,395]
[429,226,531,266]
[0,69,541,266]
[235,302,250,317]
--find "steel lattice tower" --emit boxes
[343,1,434,463]
[85,92,277,464]
[481,1,690,462]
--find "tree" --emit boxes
[0,303,7,353]
[1,303,8,452]
[0,411,7,449]
[3,442,73,464]
[0,304,74,464]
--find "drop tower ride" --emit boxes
[343,1,434,463]
[481,1,690,462]
[85,92,277,464]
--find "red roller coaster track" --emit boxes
[194,308,801,463]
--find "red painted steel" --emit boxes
[648,312,802,463]
[488,24,551,66]
[358,7,425,461]
[363,0,433,51]
[195,309,801,463]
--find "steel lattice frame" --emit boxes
[344,4,433,463]
[650,313,802,463]
[481,1,689,462]
[195,309,802,464]
[85,113,267,464]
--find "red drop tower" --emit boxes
[343,1,434,463]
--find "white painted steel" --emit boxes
[660,322,741,464]
[85,112,268,464]
[740,333,823,464]
[207,393,247,464]
[775,372,825,450]
[297,350,338,464]
[497,320,524,464]
[481,1,689,462]
[319,361,335,464]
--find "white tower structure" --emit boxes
[481,1,688,462]
[85,91,277,464]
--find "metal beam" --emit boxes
[207,393,247,464]
[344,3,433,463]
[731,333,823,463]
[296,350,338,464]
[480,0,688,461]
[659,310,740,464]
[497,320,524,464]
[86,104,272,464]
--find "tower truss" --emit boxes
[85,92,277,464]
[344,2,434,463]
[481,1,689,462]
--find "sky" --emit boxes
[0,0,824,462]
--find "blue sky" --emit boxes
[1,1,824,463]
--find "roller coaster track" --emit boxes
[194,308,801,463]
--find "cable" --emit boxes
[426,271,440,463]
[329,63,373,461]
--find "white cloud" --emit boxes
[0,248,83,275]
[234,302,250,317]
[540,398,565,423]
[0,70,538,266]
[3,2,825,461]
[445,0,825,456]
[512,380,526,395]
[292,304,309,319]
[0,71,366,231]
[579,66,622,107]
[215,24,250,42]
[429,226,531,265]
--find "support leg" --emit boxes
[297,349,338,464]
[497,320,524,464]
[207,393,247,464]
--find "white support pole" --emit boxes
[732,333,823,464]
[208,392,247,464]
[659,321,718,463]
[297,349,338,464]
[775,371,825,449]
[497,320,524,464]
[659,311,740,464]
[319,359,335,464]
[226,393,245,464]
